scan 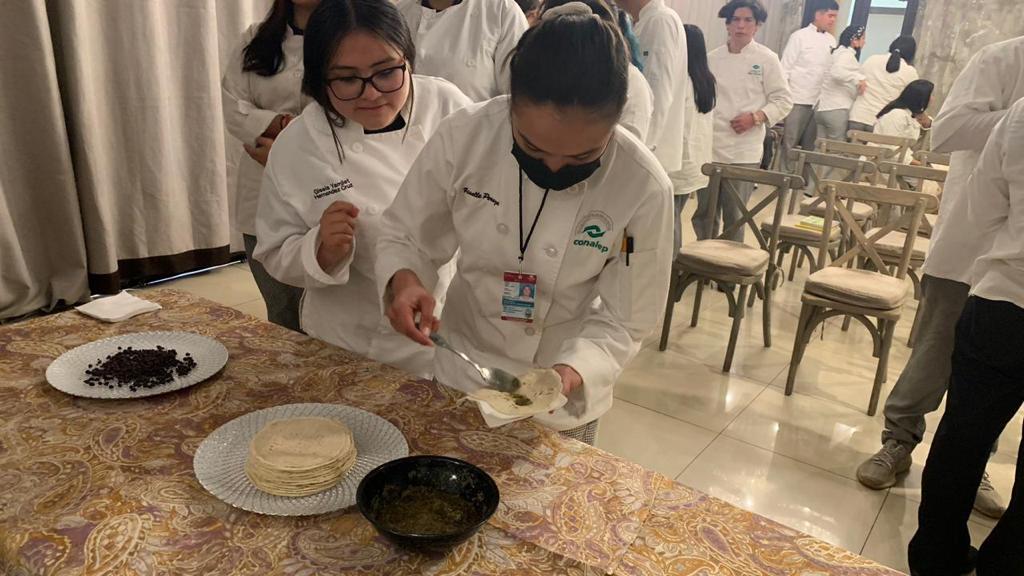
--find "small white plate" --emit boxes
[194,403,409,516]
[45,331,228,399]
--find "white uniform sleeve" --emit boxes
[640,15,684,151]
[253,157,356,289]
[831,50,865,85]
[493,1,528,96]
[221,26,280,146]
[375,123,461,302]
[620,66,654,142]
[760,53,794,126]
[932,46,1013,154]
[779,31,801,87]
[555,173,674,409]
[967,103,1024,239]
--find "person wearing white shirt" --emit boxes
[779,0,837,177]
[539,0,654,143]
[222,0,320,331]
[254,0,472,378]
[615,0,687,173]
[856,37,1024,523]
[909,96,1024,576]
[848,35,919,132]
[376,9,673,444]
[872,79,934,161]
[815,25,867,142]
[396,0,528,103]
[669,23,716,254]
[696,0,792,242]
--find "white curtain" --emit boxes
[0,0,270,319]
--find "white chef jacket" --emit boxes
[375,96,674,431]
[817,46,865,112]
[397,0,528,103]
[708,41,793,165]
[222,25,310,235]
[670,84,714,195]
[254,76,472,377]
[968,99,1024,308]
[924,36,1024,284]
[622,64,654,143]
[633,0,687,172]
[848,54,919,126]
[780,24,837,106]
[873,108,921,163]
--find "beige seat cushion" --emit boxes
[677,239,769,278]
[805,267,908,310]
[802,197,875,220]
[870,230,930,260]
[767,214,841,242]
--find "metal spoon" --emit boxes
[429,332,522,393]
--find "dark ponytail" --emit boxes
[886,35,916,73]
[834,25,865,60]
[510,7,628,123]
[684,24,716,114]
[877,79,934,118]
[541,0,645,73]
[243,0,292,76]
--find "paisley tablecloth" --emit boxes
[0,289,903,575]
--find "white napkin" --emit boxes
[76,291,162,322]
[471,394,569,429]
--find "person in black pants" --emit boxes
[908,99,1024,576]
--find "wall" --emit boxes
[914,0,1024,111]
[667,0,811,55]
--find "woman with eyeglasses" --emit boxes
[376,3,673,444]
[253,0,471,377]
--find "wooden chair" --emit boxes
[776,149,878,281]
[914,150,952,167]
[660,164,804,371]
[816,138,896,174]
[848,129,917,164]
[784,180,935,416]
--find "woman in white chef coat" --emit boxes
[848,35,919,133]
[538,0,653,142]
[873,79,934,164]
[396,0,528,102]
[222,0,320,331]
[376,4,674,444]
[253,0,471,377]
[815,25,867,142]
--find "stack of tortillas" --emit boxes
[245,417,357,497]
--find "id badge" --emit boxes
[502,271,537,323]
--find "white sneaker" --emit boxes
[973,471,1006,519]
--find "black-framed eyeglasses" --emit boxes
[327,63,407,101]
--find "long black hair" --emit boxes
[886,35,917,73]
[243,0,294,76]
[510,6,628,123]
[684,24,716,114]
[303,0,416,161]
[833,25,865,60]
[877,79,934,118]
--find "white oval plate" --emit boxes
[45,331,229,399]
[193,403,409,516]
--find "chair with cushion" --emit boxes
[660,164,804,371]
[784,180,933,416]
[848,129,917,164]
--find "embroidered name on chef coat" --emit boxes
[462,186,500,206]
[572,211,614,254]
[313,179,354,200]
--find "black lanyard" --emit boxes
[518,170,551,263]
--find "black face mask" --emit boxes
[511,141,601,191]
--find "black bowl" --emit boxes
[356,455,500,553]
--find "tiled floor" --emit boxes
[151,198,1020,574]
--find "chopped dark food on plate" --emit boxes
[84,346,196,392]
[510,393,532,406]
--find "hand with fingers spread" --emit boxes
[386,269,439,347]
[317,201,360,272]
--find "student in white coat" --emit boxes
[872,79,934,161]
[396,0,528,103]
[376,5,674,444]
[697,0,792,242]
[222,0,320,331]
[815,25,867,142]
[856,36,1024,520]
[254,0,472,377]
[848,35,919,133]
[669,23,716,255]
[614,0,687,174]
[539,0,653,142]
